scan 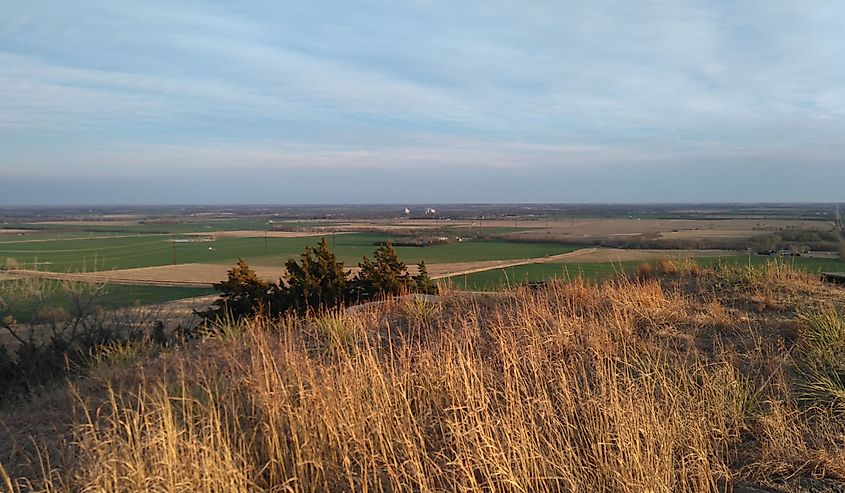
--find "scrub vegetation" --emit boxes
[2,261,845,492]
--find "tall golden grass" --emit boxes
[2,261,844,492]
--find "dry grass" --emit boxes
[2,262,845,492]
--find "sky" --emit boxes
[1,0,844,205]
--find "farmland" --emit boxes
[446,261,643,290]
[1,204,842,309]
[2,204,844,492]
[0,232,579,273]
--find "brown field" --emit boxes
[0,229,33,235]
[503,218,833,242]
[659,229,767,239]
[548,247,739,263]
[4,264,281,287]
[6,262,486,286]
[304,219,526,232]
[0,272,21,281]
[299,217,834,244]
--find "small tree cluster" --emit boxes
[202,259,272,320]
[353,243,412,299]
[278,238,350,313]
[200,238,437,322]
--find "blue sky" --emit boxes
[1,0,843,204]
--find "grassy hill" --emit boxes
[1,261,844,492]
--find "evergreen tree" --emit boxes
[353,242,413,300]
[413,260,437,295]
[199,258,271,321]
[278,238,349,313]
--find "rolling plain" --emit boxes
[3,206,844,315]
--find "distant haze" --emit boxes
[1,1,844,205]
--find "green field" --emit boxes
[0,233,579,272]
[0,235,327,271]
[445,261,643,290]
[0,280,214,324]
[695,255,845,274]
[245,235,578,267]
[446,255,845,291]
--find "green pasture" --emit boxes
[0,233,580,272]
[694,255,845,274]
[0,232,109,244]
[242,234,579,267]
[0,235,323,272]
[445,261,643,290]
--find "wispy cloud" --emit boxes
[1,0,843,203]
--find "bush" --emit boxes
[635,263,654,280]
[0,257,20,270]
[352,242,412,301]
[278,238,350,314]
[196,258,271,323]
[413,260,438,295]
[796,307,845,410]
[197,240,436,324]
[0,279,168,401]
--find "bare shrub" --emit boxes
[0,278,169,400]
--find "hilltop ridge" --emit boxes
[2,261,845,492]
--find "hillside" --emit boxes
[2,261,845,492]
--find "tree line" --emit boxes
[199,238,437,321]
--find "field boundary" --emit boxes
[428,248,596,279]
